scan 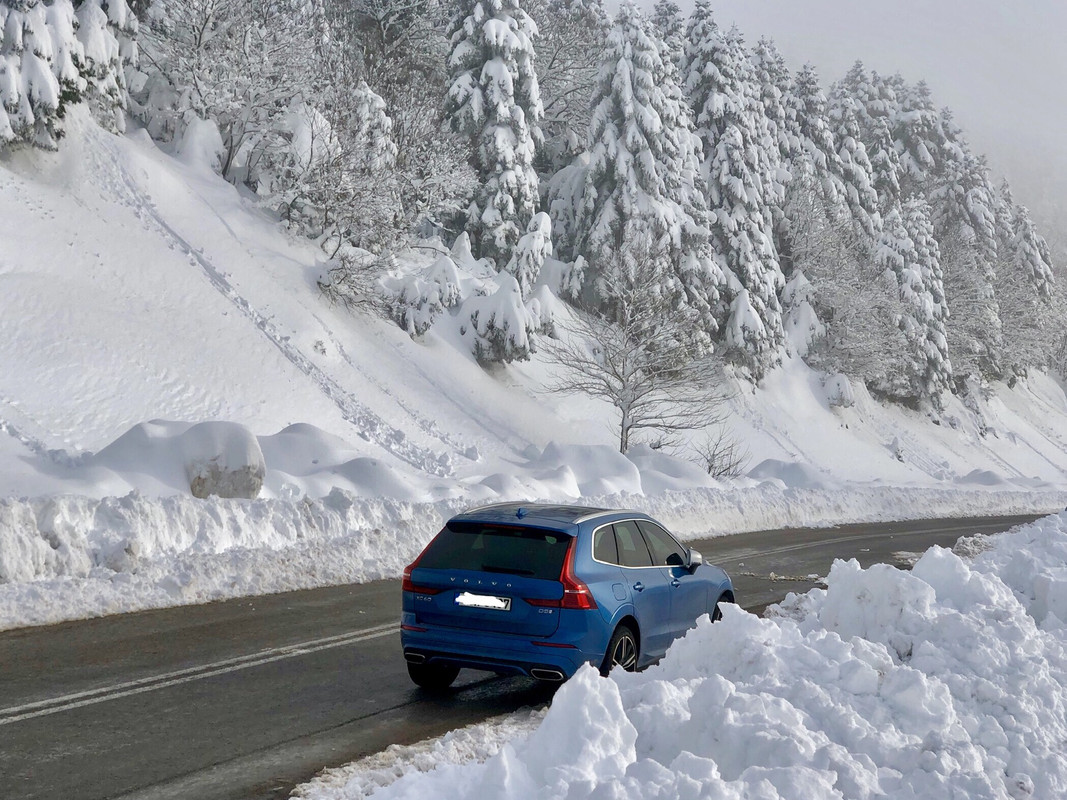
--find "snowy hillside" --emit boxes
[2,115,1067,628]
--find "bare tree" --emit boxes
[542,242,727,454]
[317,251,391,315]
[692,426,750,478]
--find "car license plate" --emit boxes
[454,592,512,611]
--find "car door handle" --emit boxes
[670,578,681,587]
[633,581,644,592]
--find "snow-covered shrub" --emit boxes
[385,254,462,337]
[173,114,223,172]
[781,270,824,357]
[685,8,783,374]
[503,211,553,298]
[463,274,543,365]
[0,0,84,149]
[824,373,855,408]
[449,231,494,277]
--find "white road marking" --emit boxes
[0,622,398,727]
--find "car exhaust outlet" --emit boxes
[530,668,565,682]
[404,652,426,664]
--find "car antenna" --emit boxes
[516,507,527,518]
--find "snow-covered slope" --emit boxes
[3,115,1067,628]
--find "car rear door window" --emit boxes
[638,521,687,567]
[614,521,654,568]
[593,526,619,564]
[417,523,570,580]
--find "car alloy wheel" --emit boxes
[601,625,638,676]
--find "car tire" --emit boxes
[600,624,638,676]
[711,593,734,622]
[407,661,460,690]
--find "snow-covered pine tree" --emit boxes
[350,79,398,176]
[749,36,793,256]
[749,37,793,163]
[992,181,1058,375]
[902,197,952,403]
[543,150,586,263]
[0,0,83,149]
[446,0,543,268]
[930,124,1004,379]
[867,116,902,215]
[831,61,890,145]
[827,92,882,246]
[874,205,927,401]
[649,0,683,74]
[1009,202,1055,302]
[891,78,944,198]
[784,64,845,225]
[573,1,723,336]
[682,3,782,375]
[74,0,137,132]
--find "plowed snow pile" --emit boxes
[294,512,1067,800]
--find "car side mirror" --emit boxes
[687,548,703,573]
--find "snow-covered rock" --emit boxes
[181,422,265,499]
[92,420,265,499]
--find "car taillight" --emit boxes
[523,540,597,610]
[559,539,597,610]
[402,547,442,595]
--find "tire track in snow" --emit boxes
[89,129,452,477]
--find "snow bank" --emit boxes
[294,512,1067,800]
[2,485,1066,630]
[0,492,465,629]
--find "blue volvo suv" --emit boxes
[401,502,734,688]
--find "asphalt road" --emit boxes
[0,513,1042,800]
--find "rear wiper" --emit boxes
[480,564,535,576]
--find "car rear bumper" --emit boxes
[400,615,605,679]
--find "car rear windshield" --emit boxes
[418,522,571,580]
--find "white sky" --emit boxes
[626,0,1066,250]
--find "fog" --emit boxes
[622,0,1066,256]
